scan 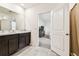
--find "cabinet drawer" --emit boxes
[4,34,18,39]
[19,33,27,37]
[0,36,6,40]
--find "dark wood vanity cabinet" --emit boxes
[26,32,31,45]
[8,35,18,55]
[0,32,31,56]
[19,32,31,49]
[0,36,8,56]
[19,33,26,49]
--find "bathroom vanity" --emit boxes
[0,4,31,56]
[0,31,31,56]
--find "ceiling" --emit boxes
[14,3,66,9]
[15,3,41,9]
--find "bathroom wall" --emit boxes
[39,18,44,27]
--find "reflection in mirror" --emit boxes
[0,6,17,31]
[11,20,16,31]
[0,18,16,31]
[1,20,11,31]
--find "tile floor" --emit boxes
[12,46,58,56]
[39,37,50,49]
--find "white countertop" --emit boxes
[0,30,31,36]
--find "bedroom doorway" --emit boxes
[38,12,51,49]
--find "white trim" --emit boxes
[50,10,53,50]
[37,14,39,46]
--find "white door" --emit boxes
[51,6,69,56]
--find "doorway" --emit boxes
[38,12,51,49]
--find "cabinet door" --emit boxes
[0,37,8,56]
[19,36,26,49]
[26,33,31,45]
[9,35,18,55]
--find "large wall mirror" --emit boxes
[0,6,17,31]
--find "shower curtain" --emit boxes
[70,4,79,56]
